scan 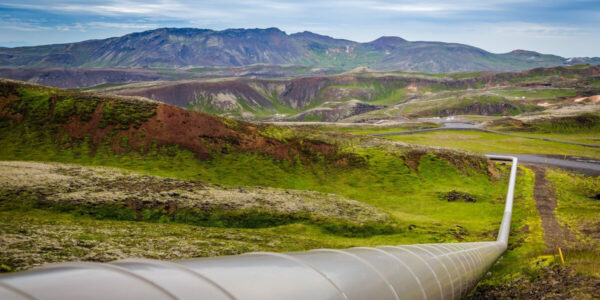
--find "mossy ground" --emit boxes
[548,170,600,277]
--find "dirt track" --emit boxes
[526,164,576,250]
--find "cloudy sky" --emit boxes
[0,0,598,57]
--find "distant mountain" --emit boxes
[1,27,599,73]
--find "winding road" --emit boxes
[485,153,600,176]
[369,121,600,175]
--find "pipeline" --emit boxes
[0,155,518,300]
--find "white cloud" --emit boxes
[363,0,530,12]
[54,21,159,32]
[87,22,158,29]
[0,18,51,31]
[491,22,582,38]
[56,23,86,32]
[370,3,459,13]
[1,0,278,19]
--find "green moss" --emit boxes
[10,85,154,131]
[220,116,239,129]
[530,113,600,134]
[0,208,357,273]
[53,97,100,123]
[14,88,51,123]
[0,190,395,238]
[258,125,295,141]
[100,101,156,130]
[301,113,324,122]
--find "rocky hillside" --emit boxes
[1,27,599,73]
[97,65,600,121]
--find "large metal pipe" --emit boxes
[0,155,518,300]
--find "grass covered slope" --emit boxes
[0,160,390,272]
[0,161,391,231]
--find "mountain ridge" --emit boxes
[1,27,599,73]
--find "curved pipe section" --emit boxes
[0,155,517,300]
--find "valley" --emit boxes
[1,73,599,298]
[75,65,600,124]
[1,40,599,298]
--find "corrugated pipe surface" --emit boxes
[0,155,518,300]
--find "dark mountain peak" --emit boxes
[128,27,285,40]
[291,31,327,38]
[263,27,286,33]
[509,49,542,56]
[127,27,213,37]
[366,36,407,50]
[219,27,286,36]
[369,36,407,44]
[290,31,357,47]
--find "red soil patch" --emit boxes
[0,94,22,122]
[58,100,351,163]
[0,78,353,163]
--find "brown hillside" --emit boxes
[0,79,353,163]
